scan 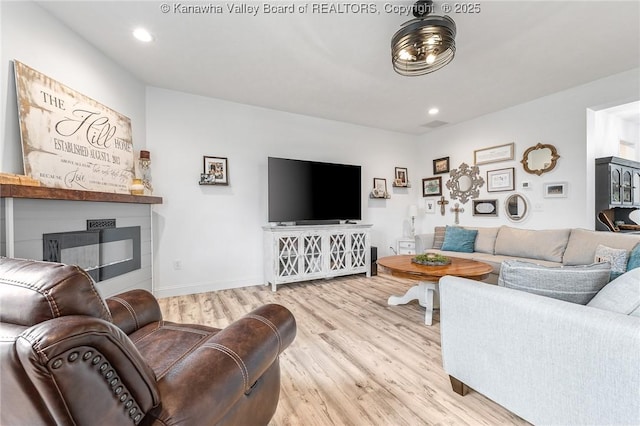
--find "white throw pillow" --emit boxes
[594,244,628,275]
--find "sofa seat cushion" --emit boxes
[129,321,220,379]
[498,260,611,304]
[563,228,640,266]
[587,268,640,317]
[494,226,570,263]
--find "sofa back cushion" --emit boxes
[433,226,446,249]
[494,226,570,263]
[466,227,499,254]
[587,268,640,317]
[563,229,640,266]
[498,260,611,304]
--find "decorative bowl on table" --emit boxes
[412,253,451,266]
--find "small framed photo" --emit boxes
[425,199,436,213]
[487,167,515,192]
[544,182,568,198]
[422,176,442,197]
[394,167,408,187]
[474,142,515,165]
[472,199,499,216]
[372,177,388,198]
[201,156,229,185]
[433,156,450,175]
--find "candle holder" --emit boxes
[139,150,153,195]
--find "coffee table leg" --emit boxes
[388,281,439,326]
[387,285,423,305]
[423,282,437,326]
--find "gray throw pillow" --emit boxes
[498,260,611,305]
[587,268,640,317]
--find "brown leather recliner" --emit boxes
[0,257,296,425]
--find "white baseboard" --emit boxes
[152,276,264,298]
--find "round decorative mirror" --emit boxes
[505,193,529,222]
[521,143,560,175]
[446,163,484,204]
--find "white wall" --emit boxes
[146,87,420,297]
[0,1,147,173]
[415,69,640,232]
[0,2,152,296]
[592,106,640,162]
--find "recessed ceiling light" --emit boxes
[428,108,439,115]
[133,28,153,43]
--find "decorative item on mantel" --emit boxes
[139,150,153,194]
[0,172,40,186]
[130,178,144,195]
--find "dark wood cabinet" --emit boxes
[595,157,640,231]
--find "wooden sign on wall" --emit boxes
[14,60,135,194]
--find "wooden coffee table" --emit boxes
[377,255,493,325]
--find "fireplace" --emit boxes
[43,226,141,282]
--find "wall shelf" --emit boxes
[0,184,162,204]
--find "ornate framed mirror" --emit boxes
[521,143,560,175]
[446,163,484,204]
[505,193,529,222]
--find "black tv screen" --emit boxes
[268,157,361,223]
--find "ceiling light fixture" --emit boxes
[391,0,456,76]
[428,108,439,115]
[132,28,154,43]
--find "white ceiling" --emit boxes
[36,1,640,134]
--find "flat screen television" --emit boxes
[268,157,361,224]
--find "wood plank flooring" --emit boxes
[157,274,529,425]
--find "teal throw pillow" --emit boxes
[441,226,477,253]
[627,243,640,271]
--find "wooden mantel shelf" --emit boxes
[0,184,163,204]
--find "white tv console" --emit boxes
[263,223,372,291]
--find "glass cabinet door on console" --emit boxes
[622,168,633,205]
[633,170,640,207]
[611,166,622,205]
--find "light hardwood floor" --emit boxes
[158,274,529,426]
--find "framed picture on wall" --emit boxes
[425,199,436,213]
[201,156,229,185]
[394,167,409,187]
[487,167,515,192]
[433,157,450,175]
[474,143,515,165]
[372,178,388,198]
[422,176,442,197]
[472,199,499,216]
[544,182,568,198]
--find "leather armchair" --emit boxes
[0,257,296,425]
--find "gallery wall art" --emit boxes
[14,60,135,194]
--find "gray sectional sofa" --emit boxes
[415,225,640,283]
[415,226,640,425]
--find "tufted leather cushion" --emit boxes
[0,257,112,326]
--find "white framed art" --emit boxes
[544,182,568,198]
